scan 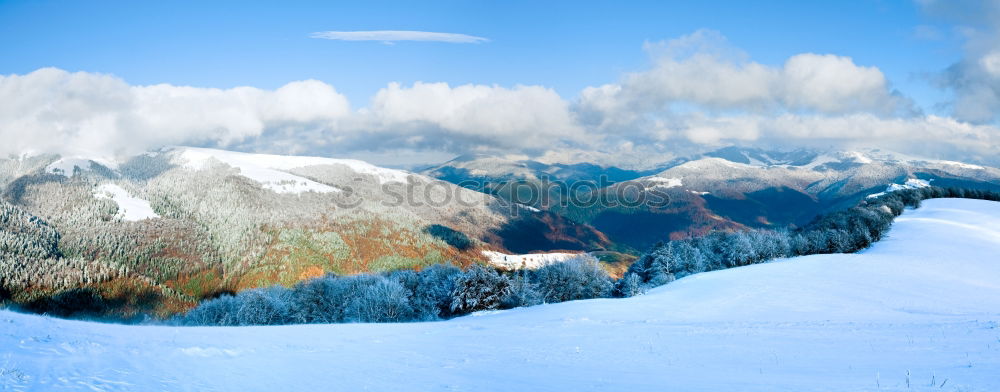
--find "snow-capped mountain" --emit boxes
[0,147,608,316]
[636,148,1000,199]
[421,154,670,190]
[579,148,1000,250]
[426,147,1000,252]
[4,145,999,317]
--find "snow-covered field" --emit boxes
[2,198,999,391]
[481,250,582,269]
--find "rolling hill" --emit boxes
[1,198,998,391]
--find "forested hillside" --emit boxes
[0,148,608,318]
[159,187,1000,325]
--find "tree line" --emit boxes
[174,256,628,325]
[627,186,1000,285]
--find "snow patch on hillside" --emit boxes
[743,151,768,166]
[645,176,683,189]
[677,157,750,170]
[46,157,117,176]
[516,203,541,213]
[936,160,987,170]
[843,150,874,164]
[868,178,932,198]
[482,250,582,269]
[173,148,338,194]
[174,147,412,192]
[93,184,160,221]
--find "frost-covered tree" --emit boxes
[614,272,644,298]
[342,275,414,323]
[233,288,292,326]
[501,271,542,309]
[450,264,511,314]
[532,256,613,303]
[181,294,242,326]
[404,264,462,319]
[288,275,345,323]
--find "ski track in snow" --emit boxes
[2,198,1000,391]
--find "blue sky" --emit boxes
[0,0,960,110]
[1,0,998,167]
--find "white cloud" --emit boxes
[578,30,910,130]
[780,53,902,113]
[310,30,488,44]
[0,68,351,158]
[0,68,582,161]
[366,82,582,149]
[702,113,993,146]
[919,0,1000,123]
[3,27,999,169]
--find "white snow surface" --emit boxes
[45,157,117,176]
[93,184,161,222]
[935,160,986,170]
[645,176,683,189]
[481,250,583,270]
[516,203,541,213]
[868,178,932,198]
[2,198,1000,391]
[172,147,413,194]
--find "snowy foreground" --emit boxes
[3,199,1000,391]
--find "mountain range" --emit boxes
[423,146,1000,251]
[2,145,999,315]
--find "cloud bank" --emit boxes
[310,30,488,44]
[0,68,351,159]
[919,0,1000,123]
[2,29,999,167]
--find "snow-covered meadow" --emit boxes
[1,198,999,391]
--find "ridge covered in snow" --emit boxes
[170,147,417,194]
[171,148,342,194]
[867,178,932,198]
[45,156,117,176]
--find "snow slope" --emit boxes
[46,157,117,176]
[481,250,582,269]
[171,147,414,194]
[93,184,160,222]
[868,178,932,199]
[2,198,1000,391]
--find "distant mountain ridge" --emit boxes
[421,153,671,187]
[425,147,1000,252]
[3,145,999,316]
